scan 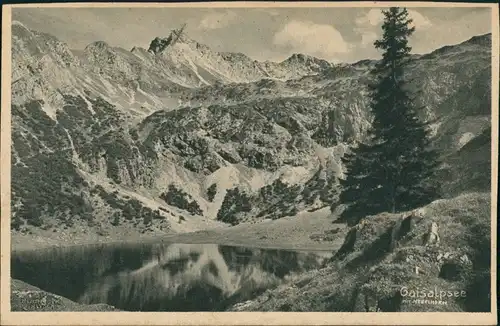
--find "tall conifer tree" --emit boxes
[338,7,440,226]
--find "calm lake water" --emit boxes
[11,242,331,311]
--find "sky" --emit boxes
[12,6,492,63]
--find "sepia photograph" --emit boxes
[1,2,498,325]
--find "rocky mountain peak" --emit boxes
[284,53,328,64]
[83,41,117,62]
[147,36,171,54]
[463,33,491,46]
[12,20,31,34]
[85,40,111,51]
[286,53,309,62]
[82,40,121,68]
[281,53,333,72]
[147,27,204,55]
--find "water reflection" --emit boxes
[11,243,330,311]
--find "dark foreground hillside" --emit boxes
[11,279,118,311]
[229,192,491,312]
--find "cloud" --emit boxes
[198,10,238,30]
[360,31,378,46]
[407,10,432,29]
[355,9,384,26]
[354,9,432,48]
[353,10,382,48]
[273,20,350,60]
[356,8,432,29]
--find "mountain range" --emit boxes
[10,20,492,239]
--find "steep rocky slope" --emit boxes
[10,20,492,240]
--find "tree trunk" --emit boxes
[391,184,396,213]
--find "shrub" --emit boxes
[143,214,153,226]
[160,185,203,216]
[26,215,43,227]
[153,210,164,219]
[207,184,217,202]
[111,213,121,226]
[11,216,24,231]
[216,187,252,225]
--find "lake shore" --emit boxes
[159,207,348,252]
[11,208,347,253]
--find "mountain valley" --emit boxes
[10,21,492,249]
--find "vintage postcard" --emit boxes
[1,2,498,325]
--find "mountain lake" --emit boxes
[11,242,332,311]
